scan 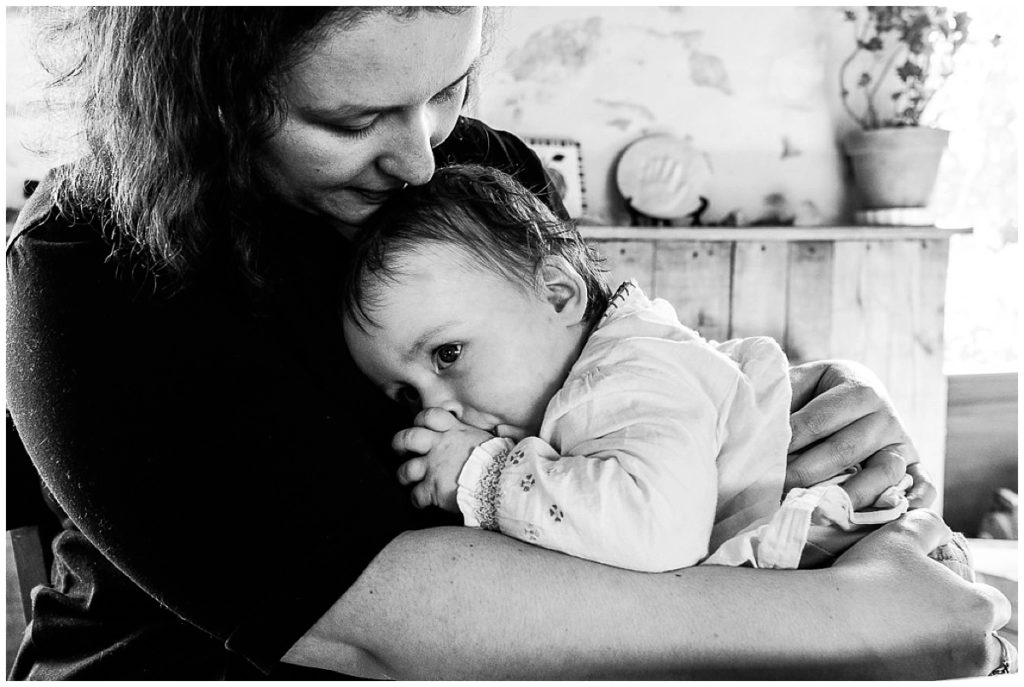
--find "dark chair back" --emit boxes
[6,411,58,623]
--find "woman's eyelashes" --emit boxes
[433,343,463,371]
[332,118,378,138]
[330,80,465,138]
[431,79,465,105]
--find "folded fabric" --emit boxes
[704,471,913,569]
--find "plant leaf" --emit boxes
[896,60,924,82]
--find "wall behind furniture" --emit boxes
[473,6,857,226]
[943,373,1019,536]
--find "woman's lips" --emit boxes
[351,187,400,204]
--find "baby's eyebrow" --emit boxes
[405,322,458,362]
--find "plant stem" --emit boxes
[866,42,907,128]
[839,13,871,129]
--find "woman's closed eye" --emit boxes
[332,117,379,139]
[433,343,463,371]
[328,78,465,140]
[431,78,466,106]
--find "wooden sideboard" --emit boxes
[582,225,970,511]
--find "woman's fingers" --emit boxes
[834,510,1015,678]
[874,510,1013,632]
[899,511,1013,628]
[834,446,907,510]
[905,461,938,508]
[885,507,952,553]
[789,381,871,452]
[786,410,909,490]
[392,426,438,455]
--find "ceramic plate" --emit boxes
[616,135,712,219]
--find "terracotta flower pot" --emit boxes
[843,127,950,209]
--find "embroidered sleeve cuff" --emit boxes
[456,436,515,530]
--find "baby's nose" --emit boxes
[421,388,462,419]
[438,400,463,420]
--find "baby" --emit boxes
[342,164,958,573]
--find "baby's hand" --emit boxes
[392,408,494,512]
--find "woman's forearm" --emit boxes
[283,517,1007,679]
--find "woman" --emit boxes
[6,7,1011,679]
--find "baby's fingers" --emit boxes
[392,426,437,455]
[414,407,462,432]
[410,481,437,510]
[397,457,428,486]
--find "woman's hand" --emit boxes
[828,509,1014,679]
[786,359,936,509]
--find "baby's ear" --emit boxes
[538,256,588,325]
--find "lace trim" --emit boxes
[473,446,509,531]
[600,280,637,322]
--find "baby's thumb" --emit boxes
[884,508,952,555]
[494,424,527,442]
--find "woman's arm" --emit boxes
[787,360,936,508]
[283,509,1010,679]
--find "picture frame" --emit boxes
[525,137,587,219]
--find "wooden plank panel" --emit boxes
[828,241,870,362]
[590,240,655,294]
[730,241,788,343]
[829,240,948,507]
[873,242,917,431]
[910,239,950,511]
[653,241,732,342]
[785,241,834,363]
[579,225,972,242]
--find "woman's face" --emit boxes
[258,9,484,234]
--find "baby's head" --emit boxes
[343,164,610,437]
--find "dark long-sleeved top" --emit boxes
[6,117,563,679]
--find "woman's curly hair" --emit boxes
[33,6,472,292]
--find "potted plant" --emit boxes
[838,6,969,213]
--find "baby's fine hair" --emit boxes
[343,164,611,331]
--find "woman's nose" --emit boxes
[378,107,437,186]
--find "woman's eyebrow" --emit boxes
[306,59,479,120]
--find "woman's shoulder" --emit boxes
[435,117,568,218]
[7,170,108,257]
[6,170,122,306]
[436,116,531,163]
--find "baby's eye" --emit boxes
[434,343,463,369]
